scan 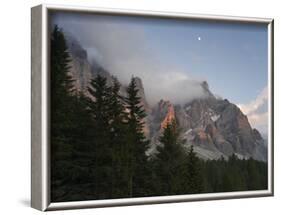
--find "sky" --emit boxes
[50,11,269,135]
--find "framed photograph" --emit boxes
[31,4,274,211]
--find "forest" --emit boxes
[50,26,268,202]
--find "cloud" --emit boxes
[51,12,207,105]
[238,86,268,135]
[247,112,268,131]
[238,87,268,115]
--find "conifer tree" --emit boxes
[50,26,97,202]
[50,25,75,136]
[107,77,129,197]
[87,73,112,198]
[50,25,77,201]
[185,145,204,194]
[153,120,188,195]
[50,25,97,201]
[125,77,150,197]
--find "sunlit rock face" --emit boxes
[160,101,175,130]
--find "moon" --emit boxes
[198,37,201,41]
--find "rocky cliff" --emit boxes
[148,85,267,161]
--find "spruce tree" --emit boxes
[125,77,150,197]
[153,120,188,195]
[50,25,77,201]
[50,26,97,202]
[87,73,112,199]
[66,92,97,200]
[50,25,75,138]
[185,145,204,194]
[107,77,129,198]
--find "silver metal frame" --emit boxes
[31,4,274,211]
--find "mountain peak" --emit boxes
[200,80,215,98]
[132,76,149,111]
[201,81,209,91]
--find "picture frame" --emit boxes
[31,4,274,211]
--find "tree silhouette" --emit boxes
[185,146,204,193]
[125,77,150,197]
[153,120,189,195]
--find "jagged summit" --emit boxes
[133,77,149,111]
[201,81,210,94]
[201,80,215,99]
[148,81,267,161]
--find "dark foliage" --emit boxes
[125,77,151,197]
[202,155,267,193]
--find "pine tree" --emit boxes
[107,77,129,198]
[87,73,112,199]
[125,77,150,197]
[153,120,188,195]
[50,25,77,201]
[50,25,75,137]
[50,26,98,202]
[50,25,98,201]
[185,145,204,194]
[51,25,74,108]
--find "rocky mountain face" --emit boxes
[148,82,267,161]
[65,33,117,95]
[64,33,267,162]
[65,33,93,93]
